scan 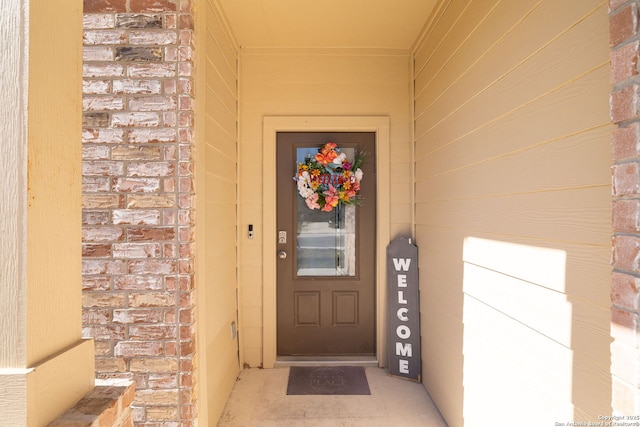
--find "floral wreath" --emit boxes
[294,142,365,212]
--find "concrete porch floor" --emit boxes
[218,367,449,426]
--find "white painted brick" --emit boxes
[113,79,162,94]
[112,243,161,258]
[84,63,125,78]
[83,161,124,176]
[111,146,162,161]
[164,46,177,62]
[83,128,125,144]
[126,194,175,208]
[127,162,175,177]
[83,177,111,192]
[163,112,177,127]
[113,178,160,192]
[127,63,176,78]
[83,259,127,275]
[128,128,177,143]
[83,145,111,160]
[129,96,177,112]
[82,195,122,210]
[178,46,192,61]
[178,62,192,77]
[82,226,124,242]
[83,14,115,30]
[113,209,161,225]
[111,112,160,127]
[84,96,125,111]
[84,30,127,45]
[129,30,177,45]
[84,46,114,61]
[83,80,112,95]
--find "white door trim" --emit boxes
[262,116,390,368]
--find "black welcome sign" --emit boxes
[387,237,421,382]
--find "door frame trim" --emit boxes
[262,116,390,368]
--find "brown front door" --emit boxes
[276,132,376,356]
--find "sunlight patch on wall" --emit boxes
[462,237,573,425]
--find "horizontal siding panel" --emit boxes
[204,323,239,394]
[390,223,412,238]
[572,345,614,420]
[205,60,237,115]
[205,0,237,75]
[205,44,236,96]
[416,186,611,245]
[244,104,408,118]
[240,81,409,106]
[421,226,610,303]
[571,301,612,372]
[205,174,235,204]
[204,110,236,155]
[416,0,603,118]
[389,181,411,203]
[464,237,568,293]
[463,263,572,346]
[241,54,409,83]
[389,137,412,160]
[390,202,411,224]
[417,228,465,316]
[204,122,236,160]
[463,295,574,424]
[413,0,474,75]
[415,65,610,161]
[239,181,262,205]
[416,4,608,131]
[206,205,236,252]
[205,145,236,182]
[205,344,239,404]
[464,272,611,420]
[415,0,531,100]
[416,126,611,196]
[416,227,463,427]
[416,227,609,312]
[205,89,237,140]
[389,161,412,183]
[203,247,235,287]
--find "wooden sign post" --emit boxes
[387,237,421,382]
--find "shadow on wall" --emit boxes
[462,237,611,425]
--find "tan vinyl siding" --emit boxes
[239,49,413,366]
[413,1,611,425]
[27,0,84,367]
[197,0,240,423]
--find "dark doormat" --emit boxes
[286,366,371,395]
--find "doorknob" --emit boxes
[279,251,287,259]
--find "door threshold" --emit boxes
[275,356,378,368]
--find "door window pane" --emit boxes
[296,147,356,277]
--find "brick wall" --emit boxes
[81,0,196,425]
[610,0,640,415]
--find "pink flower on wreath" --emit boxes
[322,184,340,211]
[305,193,320,210]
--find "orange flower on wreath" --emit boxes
[315,142,338,166]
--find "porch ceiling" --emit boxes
[216,0,439,49]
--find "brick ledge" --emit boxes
[47,379,135,427]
